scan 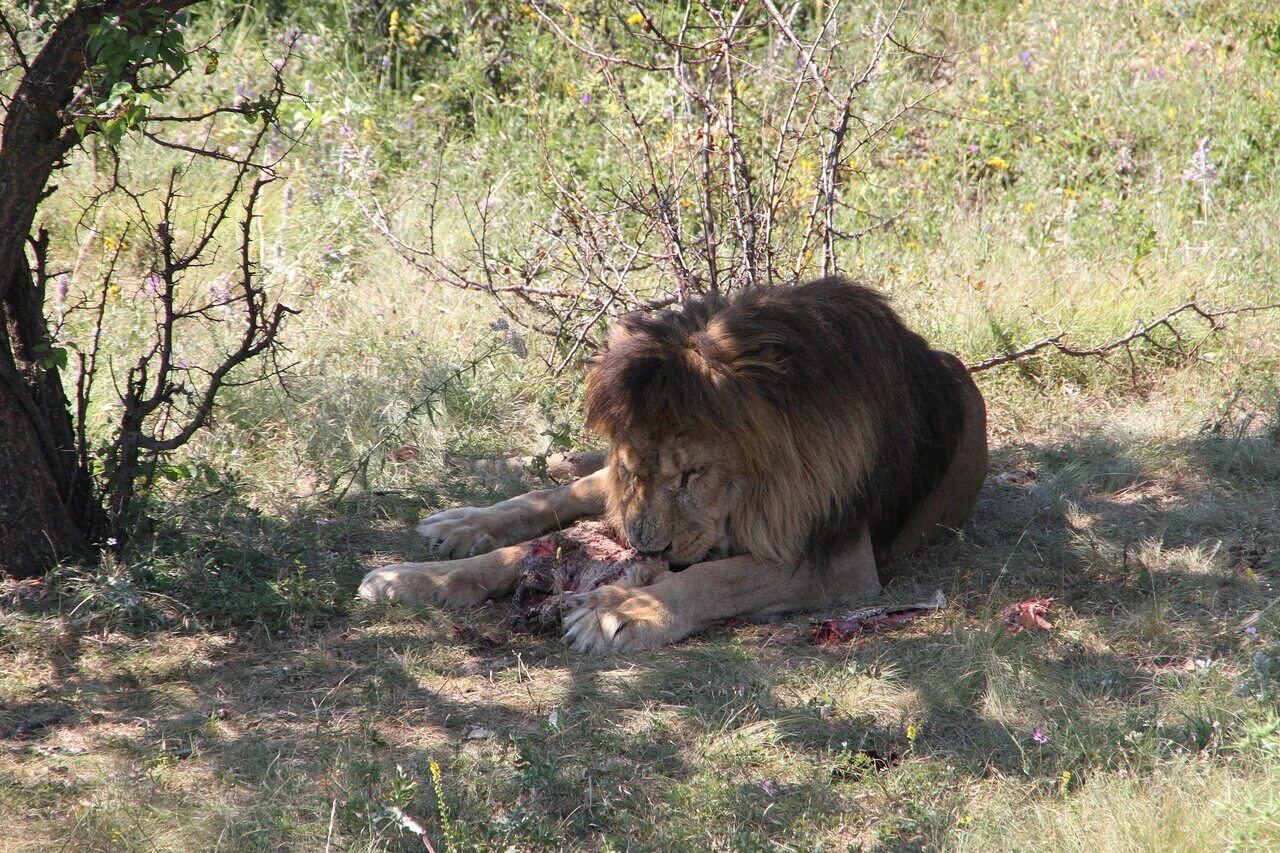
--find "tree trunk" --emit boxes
[0,350,91,577]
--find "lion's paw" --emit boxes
[416,507,504,560]
[561,584,693,655]
[358,562,488,608]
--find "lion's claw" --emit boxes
[562,584,691,655]
[358,563,487,608]
[417,508,504,559]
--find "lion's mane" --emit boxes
[584,277,972,567]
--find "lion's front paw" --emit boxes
[416,507,504,559]
[561,584,695,655]
[358,562,489,608]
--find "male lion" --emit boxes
[360,277,987,653]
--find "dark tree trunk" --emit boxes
[0,345,92,577]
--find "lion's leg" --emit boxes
[881,353,988,563]
[359,543,528,608]
[563,531,881,654]
[418,467,609,559]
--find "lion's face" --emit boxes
[608,432,742,567]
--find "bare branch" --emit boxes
[968,302,1280,374]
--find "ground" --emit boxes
[3,384,1279,851]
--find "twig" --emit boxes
[968,301,1280,373]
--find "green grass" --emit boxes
[4,0,1280,850]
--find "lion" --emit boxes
[359,276,987,654]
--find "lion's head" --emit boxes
[604,428,740,566]
[583,284,890,568]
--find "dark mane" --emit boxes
[585,277,969,564]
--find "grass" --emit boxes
[4,0,1280,850]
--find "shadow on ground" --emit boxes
[3,426,1277,850]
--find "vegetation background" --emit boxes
[2,0,1280,850]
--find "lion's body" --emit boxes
[360,277,988,653]
[585,277,984,569]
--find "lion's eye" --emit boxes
[679,466,705,489]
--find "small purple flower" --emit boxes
[271,58,286,72]
[1031,728,1049,745]
[1147,68,1166,79]
[175,358,188,370]
[235,84,255,99]
[968,143,980,154]
[1177,137,1217,184]
[381,56,391,69]
[1018,49,1033,70]
[1245,625,1258,636]
[580,92,592,104]
[55,273,70,304]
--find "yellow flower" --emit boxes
[627,12,644,25]
[976,93,989,104]
[979,44,990,65]
[1022,201,1037,213]
[959,815,974,825]
[1245,566,1257,581]
[906,723,919,741]
[1062,187,1078,198]
[679,197,694,209]
[388,8,399,38]
[986,156,1010,171]
[565,82,576,97]
[1030,134,1043,143]
[905,240,920,250]
[1166,106,1177,120]
[107,283,121,301]
[362,117,375,133]
[1060,770,1073,787]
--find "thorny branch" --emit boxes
[364,1,924,370]
[57,32,307,531]
[967,301,1280,376]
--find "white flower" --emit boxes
[105,537,119,546]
